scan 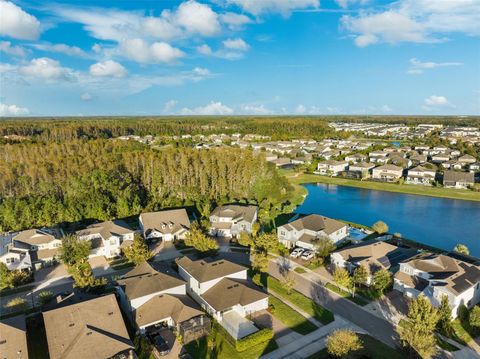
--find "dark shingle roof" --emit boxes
[176,257,246,283]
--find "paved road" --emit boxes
[269,258,399,348]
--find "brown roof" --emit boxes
[13,228,56,245]
[394,271,429,291]
[43,294,133,359]
[372,164,403,172]
[443,170,474,183]
[0,315,28,359]
[135,294,203,328]
[176,256,246,283]
[117,261,185,300]
[76,220,133,240]
[210,204,258,223]
[36,248,59,260]
[283,214,346,235]
[140,209,190,235]
[201,278,268,311]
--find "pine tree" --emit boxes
[123,234,152,265]
[333,267,352,290]
[353,264,369,297]
[184,223,219,253]
[437,295,453,335]
[373,268,392,294]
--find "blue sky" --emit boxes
[0,0,479,116]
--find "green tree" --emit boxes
[123,234,152,265]
[253,233,279,252]
[352,265,369,297]
[238,232,253,247]
[333,267,352,290]
[69,262,106,289]
[373,268,392,294]
[469,306,480,328]
[314,236,335,259]
[437,295,453,335]
[0,263,14,290]
[399,295,440,359]
[281,271,296,295]
[372,221,389,234]
[58,234,91,267]
[38,290,54,306]
[184,223,219,253]
[453,244,469,255]
[251,250,269,273]
[326,329,363,358]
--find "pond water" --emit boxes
[295,183,480,256]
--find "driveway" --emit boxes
[363,290,409,324]
[252,309,301,346]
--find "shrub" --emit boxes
[235,328,274,352]
[469,306,480,328]
[38,290,54,305]
[6,297,27,311]
[372,221,389,234]
[326,329,363,357]
[458,304,469,321]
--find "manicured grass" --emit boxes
[185,328,278,359]
[111,260,134,270]
[267,276,334,325]
[436,336,460,352]
[449,318,475,345]
[0,284,35,297]
[304,334,404,359]
[324,283,369,306]
[268,296,318,335]
[284,170,480,202]
[294,267,307,274]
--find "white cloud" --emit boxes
[407,58,463,75]
[0,102,29,116]
[220,12,253,29]
[180,101,233,115]
[31,43,88,58]
[239,104,273,115]
[174,0,220,36]
[0,41,26,57]
[225,0,319,17]
[80,92,93,101]
[336,0,370,9]
[342,0,480,47]
[223,38,250,51]
[0,1,40,40]
[118,38,184,64]
[89,60,127,78]
[197,44,213,56]
[192,67,210,77]
[19,57,75,81]
[163,99,178,113]
[327,106,341,113]
[92,43,102,53]
[381,105,392,112]
[296,104,307,114]
[424,95,453,107]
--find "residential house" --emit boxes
[348,162,375,179]
[442,160,463,170]
[331,240,417,285]
[0,232,32,271]
[76,220,134,259]
[140,209,190,241]
[371,164,404,182]
[176,257,268,339]
[431,153,451,163]
[0,315,28,359]
[277,214,348,249]
[409,153,428,165]
[116,262,209,340]
[43,294,135,359]
[469,163,480,173]
[11,228,62,269]
[316,160,348,176]
[443,170,475,189]
[369,151,389,164]
[209,204,258,238]
[345,153,367,163]
[458,154,477,165]
[394,253,480,318]
[406,166,437,185]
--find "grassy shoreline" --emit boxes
[282,170,480,202]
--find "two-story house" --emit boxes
[176,256,268,339]
[316,160,348,176]
[0,232,32,271]
[443,170,475,189]
[394,253,480,318]
[76,220,134,259]
[209,204,258,238]
[11,228,62,269]
[331,240,417,285]
[371,164,403,182]
[277,214,348,249]
[139,209,190,241]
[348,162,375,179]
[406,166,437,185]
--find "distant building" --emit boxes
[139,209,190,241]
[316,160,348,176]
[209,204,258,238]
[348,162,375,179]
[371,164,403,182]
[406,166,437,185]
[277,214,348,249]
[443,170,475,189]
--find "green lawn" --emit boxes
[294,267,307,274]
[449,318,476,345]
[436,336,460,352]
[0,284,35,297]
[267,276,334,325]
[185,328,278,359]
[304,334,404,359]
[324,283,369,306]
[284,170,480,202]
[268,296,318,335]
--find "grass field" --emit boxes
[267,276,334,325]
[282,170,480,202]
[268,296,318,335]
[324,283,370,306]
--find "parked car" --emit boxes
[290,248,304,258]
[301,250,314,261]
[149,334,171,357]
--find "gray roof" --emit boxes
[140,209,190,235]
[117,261,185,300]
[76,220,133,240]
[282,214,346,235]
[210,204,258,223]
[176,256,246,283]
[443,170,474,183]
[0,315,28,359]
[13,228,57,245]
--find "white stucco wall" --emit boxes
[130,284,186,310]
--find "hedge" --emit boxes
[235,328,274,352]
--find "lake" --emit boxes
[296,183,480,256]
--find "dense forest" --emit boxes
[0,139,292,231]
[1,115,478,143]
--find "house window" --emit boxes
[110,239,116,245]
[6,258,15,263]
[281,231,285,236]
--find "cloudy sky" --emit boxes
[0,0,479,116]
